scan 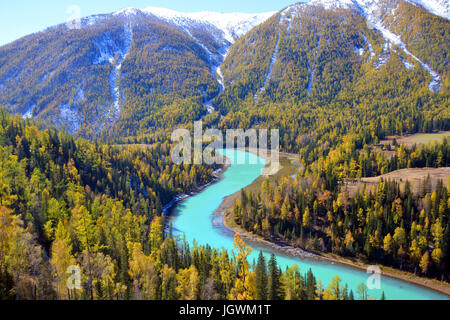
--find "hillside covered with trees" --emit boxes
[0,108,381,300]
[231,138,450,281]
[0,0,448,301]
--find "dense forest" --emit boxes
[0,0,448,301]
[231,138,450,280]
[0,108,382,300]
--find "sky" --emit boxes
[0,0,304,46]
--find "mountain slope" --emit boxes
[215,0,448,113]
[405,0,450,19]
[0,8,273,137]
[0,1,448,140]
[210,0,448,155]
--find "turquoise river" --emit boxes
[168,149,449,300]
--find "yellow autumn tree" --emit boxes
[303,207,311,228]
[128,243,158,299]
[176,265,200,300]
[419,251,430,275]
[322,276,344,300]
[50,221,77,299]
[229,233,253,300]
[383,233,393,254]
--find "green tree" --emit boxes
[161,264,178,300]
[255,251,267,300]
[267,253,280,300]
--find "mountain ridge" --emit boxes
[0,1,448,139]
[305,0,449,19]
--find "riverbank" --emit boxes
[163,158,231,215]
[213,154,450,298]
[219,194,450,297]
[164,148,449,297]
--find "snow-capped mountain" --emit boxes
[113,7,274,107]
[112,6,274,44]
[218,0,448,113]
[307,0,356,10]
[0,6,274,135]
[284,0,446,91]
[0,2,447,138]
[140,7,275,44]
[305,0,449,20]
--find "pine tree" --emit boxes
[305,268,316,300]
[255,251,267,300]
[349,289,354,300]
[420,251,431,275]
[267,253,280,300]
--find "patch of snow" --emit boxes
[109,23,133,116]
[202,90,215,114]
[308,0,356,10]
[75,89,85,102]
[307,64,315,95]
[403,60,414,69]
[307,37,321,96]
[393,49,415,69]
[22,104,35,119]
[374,50,389,68]
[404,0,450,19]
[216,47,231,92]
[306,0,449,19]
[82,15,106,27]
[255,15,282,101]
[114,7,141,16]
[353,0,442,91]
[216,64,225,91]
[374,41,393,69]
[281,6,294,33]
[142,7,275,44]
[59,103,80,133]
[93,33,120,65]
[360,32,375,60]
[41,71,55,83]
[264,31,281,85]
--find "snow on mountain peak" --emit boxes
[307,0,356,10]
[404,0,450,19]
[113,7,141,16]
[304,0,449,19]
[142,7,275,43]
[112,6,275,43]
